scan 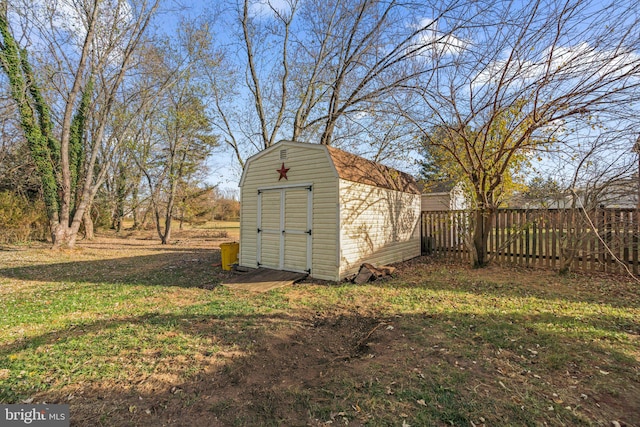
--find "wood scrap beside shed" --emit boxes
[353,263,396,284]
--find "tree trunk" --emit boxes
[131,179,140,230]
[470,208,494,267]
[163,214,172,244]
[52,222,70,249]
[51,216,81,248]
[83,207,94,240]
[162,190,175,245]
[139,207,150,230]
[153,201,166,244]
[112,205,123,232]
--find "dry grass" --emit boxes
[0,231,638,426]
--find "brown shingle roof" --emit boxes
[326,145,421,194]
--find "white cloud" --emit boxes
[548,43,640,80]
[249,0,294,19]
[16,0,133,63]
[474,42,640,89]
[410,18,468,58]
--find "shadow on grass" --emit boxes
[1,301,638,426]
[0,249,222,288]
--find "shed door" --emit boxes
[257,186,312,273]
[258,190,282,269]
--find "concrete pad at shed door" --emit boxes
[222,268,308,292]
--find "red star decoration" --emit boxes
[276,162,290,180]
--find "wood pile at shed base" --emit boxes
[352,263,396,284]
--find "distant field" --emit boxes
[0,233,638,426]
[114,219,240,242]
[194,220,240,230]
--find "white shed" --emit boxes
[421,181,468,211]
[238,141,421,282]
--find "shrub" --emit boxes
[0,191,48,243]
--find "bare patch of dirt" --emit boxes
[46,308,403,426]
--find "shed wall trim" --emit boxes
[257,182,314,192]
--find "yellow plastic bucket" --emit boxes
[220,242,239,271]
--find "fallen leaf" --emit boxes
[416,399,427,406]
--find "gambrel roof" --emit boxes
[240,141,420,195]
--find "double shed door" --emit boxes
[257,185,312,273]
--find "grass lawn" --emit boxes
[0,231,638,426]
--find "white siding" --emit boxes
[240,143,340,281]
[339,180,421,278]
[450,185,468,210]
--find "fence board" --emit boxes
[580,209,588,272]
[518,210,525,266]
[588,221,595,273]
[529,216,542,266]
[496,211,502,263]
[631,211,640,275]
[622,211,629,274]
[605,210,612,273]
[543,213,550,268]
[551,211,557,269]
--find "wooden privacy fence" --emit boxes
[421,208,640,275]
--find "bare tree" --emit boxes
[408,0,640,266]
[0,0,161,247]
[208,0,472,166]
[126,22,219,244]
